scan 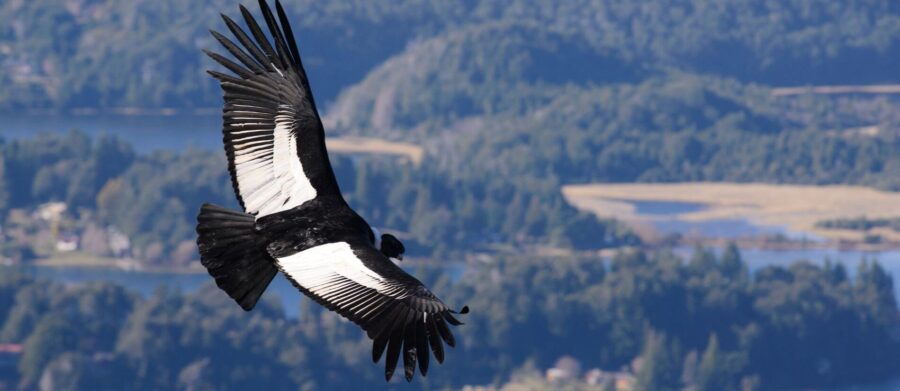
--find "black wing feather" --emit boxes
[275,0,303,70]
[204,50,255,79]
[403,321,418,382]
[270,239,466,381]
[426,319,445,364]
[209,30,266,74]
[384,315,407,381]
[240,4,282,68]
[206,0,344,216]
[221,14,273,72]
[416,321,430,376]
[435,317,455,347]
[257,0,293,69]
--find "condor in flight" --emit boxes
[196,0,467,382]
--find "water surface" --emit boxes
[627,199,804,239]
[9,262,465,318]
[674,246,900,300]
[629,199,707,216]
[0,113,220,153]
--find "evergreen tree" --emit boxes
[18,316,78,387]
[824,259,848,285]
[635,331,681,391]
[695,334,731,391]
[502,193,525,238]
[854,260,898,324]
[720,242,745,279]
[523,195,546,236]
[0,156,7,212]
[689,245,718,272]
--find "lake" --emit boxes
[0,113,221,153]
[636,198,900,299]
[628,199,814,239]
[672,246,900,301]
[10,264,304,315]
[8,261,466,319]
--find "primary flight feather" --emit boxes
[195,0,467,382]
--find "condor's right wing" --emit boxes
[272,240,468,382]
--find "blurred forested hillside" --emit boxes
[2,0,900,110]
[4,0,900,189]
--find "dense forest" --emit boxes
[6,1,899,192]
[0,131,636,262]
[0,247,897,390]
[2,0,900,111]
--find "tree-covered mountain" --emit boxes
[4,0,900,191]
[2,0,900,111]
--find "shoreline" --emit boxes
[27,256,206,275]
[563,182,900,243]
[2,107,221,116]
[674,236,900,253]
[19,241,900,275]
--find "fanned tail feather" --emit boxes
[196,203,277,310]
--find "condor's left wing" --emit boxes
[206,0,343,218]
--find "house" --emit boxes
[546,355,581,382]
[584,368,636,390]
[0,343,23,376]
[56,234,79,252]
[37,202,67,222]
[107,226,131,257]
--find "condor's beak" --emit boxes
[396,254,404,261]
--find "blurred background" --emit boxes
[1,0,900,390]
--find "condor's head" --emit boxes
[372,228,405,261]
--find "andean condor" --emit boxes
[195,0,467,382]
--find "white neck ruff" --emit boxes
[371,227,382,250]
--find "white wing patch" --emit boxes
[276,242,408,302]
[232,104,317,218]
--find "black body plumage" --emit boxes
[195,0,466,382]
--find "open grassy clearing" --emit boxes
[33,252,206,273]
[771,84,900,96]
[326,136,424,165]
[562,182,900,242]
[33,251,140,269]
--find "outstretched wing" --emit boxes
[272,240,466,382]
[206,0,342,218]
